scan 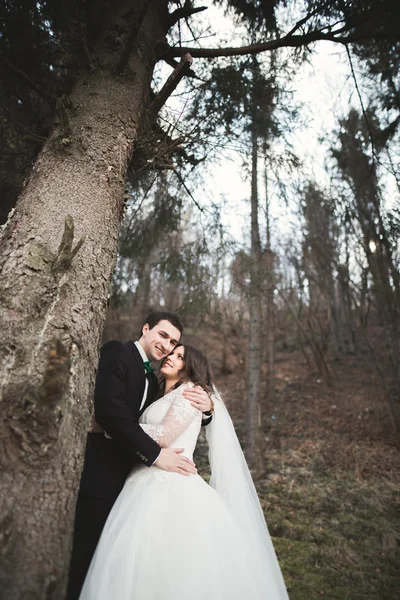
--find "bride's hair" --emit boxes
[159,344,215,395]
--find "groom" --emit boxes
[67,311,212,600]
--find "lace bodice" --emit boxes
[139,383,202,460]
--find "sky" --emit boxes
[159,2,396,253]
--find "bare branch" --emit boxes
[52,215,85,273]
[0,108,47,143]
[173,169,206,214]
[80,23,95,72]
[161,56,200,80]
[55,97,71,140]
[286,2,331,37]
[0,55,44,99]
[152,122,205,167]
[147,53,193,122]
[126,175,158,232]
[0,159,34,184]
[169,3,208,28]
[345,45,377,160]
[161,27,394,60]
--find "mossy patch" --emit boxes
[258,468,400,600]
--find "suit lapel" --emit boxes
[125,341,146,412]
[140,372,159,416]
[126,340,145,372]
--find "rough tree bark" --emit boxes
[0,1,170,598]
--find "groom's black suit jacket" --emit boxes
[79,340,161,502]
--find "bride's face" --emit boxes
[160,346,185,380]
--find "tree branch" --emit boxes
[80,23,95,72]
[115,0,150,74]
[52,215,85,273]
[0,54,44,99]
[0,107,47,142]
[0,159,34,184]
[161,56,200,80]
[152,122,204,166]
[161,27,394,60]
[147,53,193,122]
[55,96,71,140]
[345,45,377,161]
[169,3,208,28]
[173,169,206,214]
[286,2,331,37]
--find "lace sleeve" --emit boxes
[140,384,201,447]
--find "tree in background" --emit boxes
[332,107,400,427]
[300,182,338,383]
[263,157,277,407]
[189,50,283,469]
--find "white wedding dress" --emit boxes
[79,383,289,600]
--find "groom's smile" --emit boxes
[155,344,168,358]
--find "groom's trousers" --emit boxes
[66,491,114,600]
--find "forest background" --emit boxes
[0,1,399,599]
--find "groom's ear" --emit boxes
[141,323,150,337]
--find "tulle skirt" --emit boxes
[80,466,283,599]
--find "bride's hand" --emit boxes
[154,448,197,476]
[183,386,213,413]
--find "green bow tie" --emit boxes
[143,360,155,374]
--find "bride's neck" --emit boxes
[164,378,179,394]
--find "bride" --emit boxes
[79,344,289,599]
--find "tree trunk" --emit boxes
[220,257,231,375]
[246,127,263,471]
[337,260,356,353]
[0,2,169,598]
[264,166,275,405]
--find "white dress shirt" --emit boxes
[134,342,162,465]
[134,341,150,412]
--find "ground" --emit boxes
[191,331,400,600]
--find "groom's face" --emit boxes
[140,319,181,362]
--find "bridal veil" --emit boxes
[206,388,289,598]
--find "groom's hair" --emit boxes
[140,311,184,337]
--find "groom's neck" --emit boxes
[137,339,149,359]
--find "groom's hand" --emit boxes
[154,448,197,476]
[183,387,213,413]
[89,417,105,433]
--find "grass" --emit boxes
[257,457,400,600]
[194,402,400,599]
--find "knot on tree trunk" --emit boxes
[52,215,85,274]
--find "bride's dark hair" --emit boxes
[159,344,215,395]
